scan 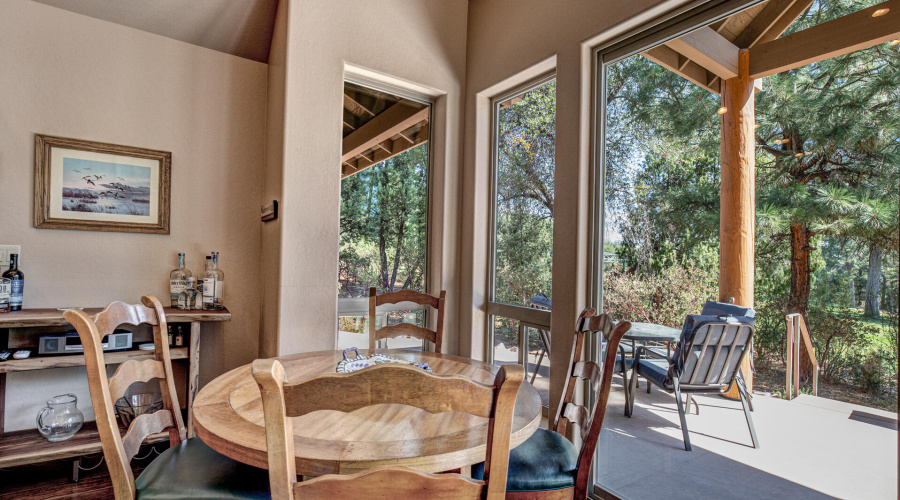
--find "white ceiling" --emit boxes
[33,0,279,63]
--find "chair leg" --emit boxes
[628,368,639,415]
[621,366,632,417]
[737,368,754,412]
[738,380,760,449]
[530,348,546,385]
[673,380,692,451]
[685,394,699,415]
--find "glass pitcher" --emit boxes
[36,393,84,442]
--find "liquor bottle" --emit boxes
[2,254,24,311]
[178,277,197,310]
[169,253,191,307]
[202,252,225,310]
[0,278,10,313]
[174,326,184,347]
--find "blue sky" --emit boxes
[62,157,151,189]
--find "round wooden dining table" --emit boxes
[193,349,542,476]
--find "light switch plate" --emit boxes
[0,245,21,268]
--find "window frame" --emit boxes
[484,72,556,371]
[587,1,764,497]
[337,77,436,348]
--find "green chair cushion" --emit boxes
[472,428,578,492]
[135,437,270,499]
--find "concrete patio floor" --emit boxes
[596,378,898,500]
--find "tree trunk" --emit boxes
[864,243,882,318]
[845,258,855,307]
[788,223,813,380]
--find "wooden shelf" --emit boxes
[0,347,189,374]
[0,307,231,329]
[0,421,169,468]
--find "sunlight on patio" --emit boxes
[597,378,898,500]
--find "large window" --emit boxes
[337,82,431,350]
[487,77,556,407]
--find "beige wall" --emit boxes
[460,0,692,418]
[0,0,267,431]
[265,0,468,356]
[258,0,288,358]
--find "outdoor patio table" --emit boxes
[192,349,542,476]
[619,322,681,394]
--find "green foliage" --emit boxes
[339,145,428,297]
[493,81,556,308]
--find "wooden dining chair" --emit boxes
[368,286,447,352]
[65,295,269,499]
[472,308,629,499]
[252,360,524,500]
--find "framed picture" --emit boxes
[34,134,171,234]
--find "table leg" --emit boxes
[187,321,201,438]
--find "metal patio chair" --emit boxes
[527,295,552,384]
[629,313,758,451]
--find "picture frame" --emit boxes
[34,134,171,234]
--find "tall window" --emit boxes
[488,77,556,407]
[337,82,430,349]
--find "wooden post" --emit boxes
[719,49,756,397]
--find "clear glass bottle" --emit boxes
[178,276,196,310]
[202,252,225,310]
[2,254,24,311]
[169,253,191,307]
[193,279,204,310]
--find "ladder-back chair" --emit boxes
[473,308,629,499]
[368,286,446,352]
[252,360,523,500]
[65,295,269,499]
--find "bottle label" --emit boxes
[203,278,216,304]
[0,282,9,302]
[170,279,187,294]
[9,280,23,307]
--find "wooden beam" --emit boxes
[642,45,720,93]
[749,0,900,78]
[342,128,428,179]
[719,49,756,395]
[732,0,811,48]
[755,0,815,45]
[667,26,740,79]
[343,92,375,118]
[341,102,428,162]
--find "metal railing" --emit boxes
[785,313,819,399]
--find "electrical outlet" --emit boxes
[0,245,21,268]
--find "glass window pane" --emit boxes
[492,81,556,307]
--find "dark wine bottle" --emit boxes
[2,254,24,311]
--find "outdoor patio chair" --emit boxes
[528,294,552,384]
[472,308,630,499]
[629,313,758,451]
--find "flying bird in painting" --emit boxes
[73,170,81,173]
[82,176,95,186]
[93,175,103,180]
[84,168,92,171]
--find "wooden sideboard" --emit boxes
[0,307,230,469]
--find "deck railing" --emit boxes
[785,313,819,399]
